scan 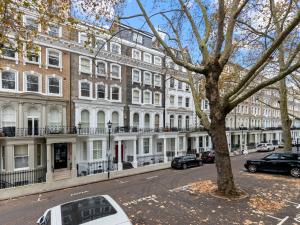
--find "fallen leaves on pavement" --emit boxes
[248,196,285,213]
[187,180,217,194]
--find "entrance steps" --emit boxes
[53,169,71,181]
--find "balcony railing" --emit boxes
[0,167,46,189]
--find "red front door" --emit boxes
[115,143,124,162]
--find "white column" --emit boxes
[149,137,153,155]
[195,136,199,153]
[163,138,168,163]
[42,104,47,128]
[87,140,93,162]
[175,137,178,156]
[132,139,137,168]
[183,136,187,153]
[71,143,77,177]
[18,102,24,129]
[46,144,53,182]
[6,145,14,171]
[118,140,122,171]
[62,106,67,127]
[254,134,257,146]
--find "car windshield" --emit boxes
[61,196,117,225]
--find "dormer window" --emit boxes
[132,33,143,44]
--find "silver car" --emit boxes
[256,143,275,152]
[37,195,132,225]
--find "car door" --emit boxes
[279,154,297,173]
[261,153,280,172]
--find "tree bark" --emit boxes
[205,71,238,196]
[279,79,292,151]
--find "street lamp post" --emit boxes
[241,123,244,154]
[107,120,112,179]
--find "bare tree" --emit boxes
[120,0,300,197]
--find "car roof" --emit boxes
[48,195,131,225]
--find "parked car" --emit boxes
[37,195,132,225]
[201,151,215,163]
[171,155,203,169]
[244,152,300,178]
[256,143,275,152]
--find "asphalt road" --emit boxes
[0,152,299,225]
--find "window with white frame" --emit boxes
[96,61,106,75]
[132,49,141,60]
[185,83,190,91]
[170,115,174,128]
[133,113,139,127]
[144,114,150,128]
[170,77,175,88]
[185,98,190,108]
[111,86,120,101]
[112,111,119,128]
[97,111,105,128]
[143,72,152,85]
[80,81,91,97]
[1,70,17,91]
[48,108,61,127]
[154,74,161,87]
[143,138,150,154]
[25,73,40,92]
[110,42,121,54]
[155,114,160,128]
[178,96,183,107]
[48,76,61,95]
[81,110,90,129]
[79,32,89,45]
[93,140,103,160]
[154,92,161,106]
[203,99,209,110]
[14,145,29,170]
[185,116,190,129]
[157,142,163,153]
[132,33,143,44]
[95,38,107,50]
[143,91,151,104]
[143,52,152,63]
[2,106,16,128]
[111,64,121,79]
[97,84,106,99]
[79,57,92,74]
[1,43,16,59]
[178,115,182,129]
[154,56,162,66]
[170,95,175,106]
[24,16,39,31]
[37,144,42,166]
[178,81,182,90]
[132,69,141,83]
[132,89,141,104]
[25,46,41,64]
[47,49,61,68]
[48,24,61,37]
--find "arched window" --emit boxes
[170,115,174,128]
[155,114,160,129]
[81,110,90,129]
[2,106,16,128]
[112,112,119,128]
[133,113,139,127]
[97,111,105,128]
[48,108,61,127]
[178,115,182,129]
[185,116,190,129]
[144,113,150,128]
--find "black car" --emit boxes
[201,151,215,163]
[171,155,203,169]
[244,152,300,178]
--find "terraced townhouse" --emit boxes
[0,13,300,190]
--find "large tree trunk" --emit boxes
[279,79,292,151]
[206,71,238,196]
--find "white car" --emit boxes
[37,195,132,225]
[256,143,275,152]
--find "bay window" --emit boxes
[14,145,29,170]
[143,91,151,104]
[154,56,162,66]
[132,89,141,104]
[96,61,106,75]
[178,96,183,107]
[154,92,161,106]
[143,52,152,63]
[25,73,40,92]
[154,74,161,87]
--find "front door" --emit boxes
[54,143,68,169]
[28,117,39,135]
[115,144,124,162]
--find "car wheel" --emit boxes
[290,168,300,178]
[182,164,187,169]
[248,164,257,173]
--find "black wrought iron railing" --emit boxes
[77,161,118,177]
[0,167,46,189]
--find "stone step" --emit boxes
[53,170,71,181]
